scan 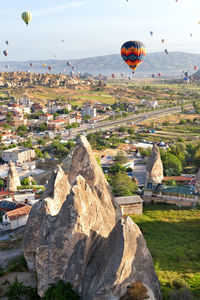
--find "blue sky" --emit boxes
[0,0,200,61]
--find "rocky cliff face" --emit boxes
[23,136,161,300]
[195,169,200,193]
[7,161,21,192]
[145,144,163,185]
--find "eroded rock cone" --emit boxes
[23,136,162,299]
[145,144,163,185]
[7,160,21,192]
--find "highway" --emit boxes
[63,104,192,139]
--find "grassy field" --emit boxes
[132,204,200,299]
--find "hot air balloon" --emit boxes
[190,33,193,37]
[48,66,52,71]
[164,49,168,54]
[5,41,9,46]
[62,40,64,43]
[194,65,198,70]
[67,61,71,67]
[72,66,75,71]
[158,73,162,78]
[150,31,153,36]
[152,74,155,78]
[21,12,32,25]
[42,63,47,67]
[112,73,115,79]
[30,63,33,68]
[121,73,124,78]
[54,55,56,58]
[198,21,200,24]
[161,39,165,44]
[5,65,9,69]
[3,50,8,57]
[121,40,146,74]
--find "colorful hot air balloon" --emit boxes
[112,73,115,79]
[48,66,52,71]
[121,40,146,73]
[42,63,47,67]
[67,61,71,67]
[30,63,33,68]
[194,65,198,70]
[3,50,8,57]
[161,39,165,44]
[5,41,9,46]
[150,31,153,36]
[21,12,32,25]
[158,73,162,77]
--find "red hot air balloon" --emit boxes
[158,73,162,77]
[161,39,165,44]
[30,63,33,67]
[194,65,198,70]
[48,66,52,71]
[3,50,8,57]
[112,73,115,79]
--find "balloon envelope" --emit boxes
[121,40,146,73]
[3,50,8,57]
[21,12,32,25]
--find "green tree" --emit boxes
[118,126,126,133]
[35,148,43,158]
[21,177,30,186]
[127,128,135,135]
[109,172,138,196]
[161,153,182,176]
[4,277,39,300]
[108,162,127,174]
[83,114,91,122]
[17,125,28,132]
[39,123,47,132]
[115,150,128,164]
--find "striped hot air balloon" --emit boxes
[21,12,32,25]
[121,40,146,73]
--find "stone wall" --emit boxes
[120,203,143,216]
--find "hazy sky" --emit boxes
[0,0,200,61]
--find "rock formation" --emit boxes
[23,136,161,300]
[145,144,163,185]
[7,161,21,192]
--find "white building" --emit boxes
[81,105,96,118]
[2,205,31,230]
[2,147,36,163]
[19,97,32,107]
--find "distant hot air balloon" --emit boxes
[5,65,9,69]
[194,65,198,70]
[121,40,146,74]
[161,39,165,44]
[3,50,8,57]
[121,73,124,78]
[21,12,32,25]
[190,33,193,37]
[5,40,9,46]
[198,21,200,24]
[30,63,33,68]
[67,61,71,67]
[42,63,47,67]
[128,75,132,81]
[112,73,115,79]
[164,49,168,54]
[48,66,52,71]
[72,66,75,71]
[152,74,155,78]
[54,55,56,58]
[62,40,64,43]
[158,73,162,77]
[150,31,153,36]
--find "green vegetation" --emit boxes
[132,204,200,299]
[108,171,137,196]
[43,280,79,300]
[3,277,39,300]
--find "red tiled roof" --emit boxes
[163,176,193,182]
[6,205,31,221]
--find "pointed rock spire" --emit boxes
[7,161,21,192]
[146,144,163,185]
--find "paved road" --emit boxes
[62,104,192,140]
[132,159,146,186]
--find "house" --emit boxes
[13,116,27,128]
[2,147,36,163]
[163,176,194,185]
[39,113,53,122]
[2,205,31,230]
[115,196,143,215]
[0,200,23,216]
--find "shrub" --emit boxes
[3,277,39,300]
[172,279,187,290]
[42,280,79,300]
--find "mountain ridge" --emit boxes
[0,51,199,77]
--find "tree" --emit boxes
[108,162,127,174]
[83,114,91,122]
[39,123,47,132]
[21,177,30,186]
[115,150,128,164]
[161,153,182,176]
[109,172,138,197]
[17,125,28,132]
[127,128,135,135]
[35,148,43,158]
[118,126,126,133]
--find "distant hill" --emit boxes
[0,51,200,77]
